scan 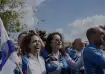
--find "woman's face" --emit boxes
[29,35,42,54]
[51,34,62,50]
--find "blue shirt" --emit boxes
[83,44,105,74]
[67,48,83,74]
[41,48,48,59]
[45,53,71,74]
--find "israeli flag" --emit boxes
[0,18,19,74]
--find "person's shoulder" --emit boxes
[46,54,53,58]
[22,55,30,59]
[45,54,57,63]
[84,46,96,52]
[67,48,76,56]
[39,56,45,61]
[70,49,76,53]
[83,46,97,56]
[66,47,75,53]
[22,55,30,64]
[41,49,48,57]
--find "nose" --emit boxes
[58,40,62,44]
[36,41,40,45]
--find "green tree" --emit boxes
[0,0,24,33]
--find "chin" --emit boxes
[34,49,40,52]
[58,46,62,49]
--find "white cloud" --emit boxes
[20,0,46,30]
[20,7,35,30]
[65,15,105,41]
[36,0,46,7]
[56,28,64,34]
[10,0,46,39]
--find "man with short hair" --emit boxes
[67,38,85,74]
[83,27,105,74]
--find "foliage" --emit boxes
[0,0,24,33]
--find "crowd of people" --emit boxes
[1,16,105,74]
[6,27,105,74]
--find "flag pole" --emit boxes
[16,63,23,74]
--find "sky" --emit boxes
[22,0,105,41]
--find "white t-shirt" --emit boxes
[27,54,46,74]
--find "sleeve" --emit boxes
[45,56,59,72]
[65,53,83,70]
[84,47,105,69]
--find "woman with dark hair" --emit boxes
[45,32,83,74]
[45,32,64,54]
[44,32,69,74]
[14,30,46,74]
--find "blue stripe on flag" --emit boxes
[0,40,16,70]
[0,51,1,60]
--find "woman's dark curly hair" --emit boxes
[18,31,27,55]
[45,32,64,54]
[21,30,40,55]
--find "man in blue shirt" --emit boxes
[67,38,85,74]
[83,27,105,74]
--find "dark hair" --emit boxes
[21,30,40,55]
[18,31,28,55]
[18,31,27,40]
[45,32,64,54]
[73,38,82,44]
[86,28,97,40]
[36,30,47,42]
[72,42,75,49]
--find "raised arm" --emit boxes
[65,53,83,70]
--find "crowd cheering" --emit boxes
[1,18,105,74]
[13,27,105,74]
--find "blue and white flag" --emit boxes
[0,18,19,73]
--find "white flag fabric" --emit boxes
[0,18,19,74]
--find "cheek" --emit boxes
[30,43,34,49]
[97,36,102,40]
[38,43,42,48]
[51,41,55,45]
[76,45,80,48]
[51,43,55,47]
